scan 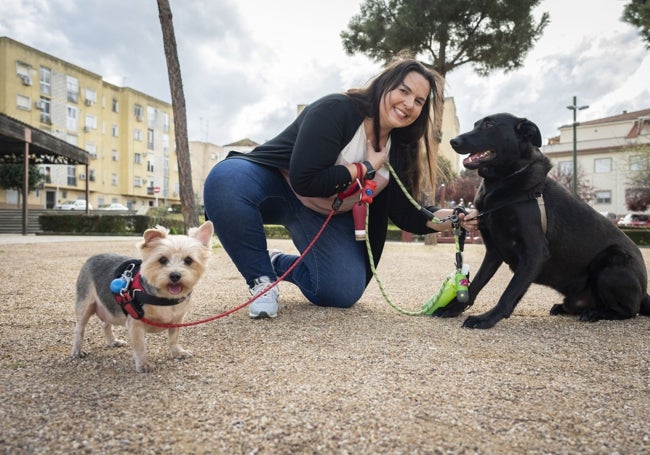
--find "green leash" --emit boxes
[363,162,470,316]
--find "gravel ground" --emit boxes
[1,235,649,454]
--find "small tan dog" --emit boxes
[71,221,213,372]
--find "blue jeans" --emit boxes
[203,158,367,307]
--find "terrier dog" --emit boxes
[71,221,213,372]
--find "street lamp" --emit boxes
[566,96,589,197]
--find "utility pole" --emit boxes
[566,96,589,197]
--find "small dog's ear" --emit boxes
[141,225,168,247]
[516,119,542,147]
[189,221,214,247]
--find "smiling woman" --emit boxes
[202,57,476,320]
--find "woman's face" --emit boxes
[379,71,430,132]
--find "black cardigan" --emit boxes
[226,93,437,281]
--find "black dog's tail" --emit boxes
[641,294,650,316]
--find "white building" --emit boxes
[542,108,650,215]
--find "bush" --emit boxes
[620,228,650,246]
[39,213,186,235]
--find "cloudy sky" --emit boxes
[1,0,648,146]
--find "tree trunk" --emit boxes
[157,0,199,230]
[423,75,446,246]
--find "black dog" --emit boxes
[436,113,650,329]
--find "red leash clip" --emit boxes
[360,179,377,204]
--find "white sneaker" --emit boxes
[249,276,279,319]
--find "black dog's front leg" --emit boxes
[463,254,546,329]
[433,248,503,318]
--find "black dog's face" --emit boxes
[450,113,542,178]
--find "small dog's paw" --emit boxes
[110,339,128,348]
[136,361,155,373]
[171,348,193,360]
[71,349,88,358]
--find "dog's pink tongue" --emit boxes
[168,284,183,295]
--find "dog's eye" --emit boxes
[184,257,193,266]
[484,121,494,128]
[159,257,169,265]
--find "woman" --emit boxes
[204,57,475,319]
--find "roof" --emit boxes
[579,108,650,127]
[0,113,89,165]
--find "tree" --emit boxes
[341,0,548,191]
[157,0,199,230]
[548,165,595,203]
[0,163,44,207]
[622,0,650,48]
[625,145,650,211]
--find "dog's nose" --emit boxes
[450,137,460,148]
[169,272,181,283]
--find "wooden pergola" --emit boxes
[0,113,90,235]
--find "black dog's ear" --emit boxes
[516,119,542,147]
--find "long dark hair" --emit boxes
[346,57,443,196]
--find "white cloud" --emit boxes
[0,0,647,146]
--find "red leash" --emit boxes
[140,209,336,328]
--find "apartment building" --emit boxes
[542,108,650,215]
[0,36,179,210]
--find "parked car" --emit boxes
[598,211,619,224]
[56,200,92,210]
[98,203,129,211]
[617,213,650,228]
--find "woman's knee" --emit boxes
[307,279,366,308]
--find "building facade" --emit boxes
[0,36,179,210]
[542,109,650,215]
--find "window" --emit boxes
[85,88,97,105]
[66,76,79,103]
[85,115,97,130]
[86,143,97,159]
[147,161,154,173]
[147,106,156,128]
[66,166,77,186]
[134,176,143,187]
[89,169,96,182]
[112,150,119,161]
[16,94,30,110]
[134,104,143,121]
[595,191,612,204]
[112,98,119,113]
[16,61,31,78]
[162,134,169,153]
[147,129,154,149]
[134,153,142,164]
[134,129,142,141]
[630,155,648,171]
[594,158,611,173]
[38,97,51,124]
[66,106,78,131]
[558,161,573,174]
[111,173,118,186]
[40,67,51,95]
[162,112,170,132]
[111,125,119,137]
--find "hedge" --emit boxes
[39,213,186,235]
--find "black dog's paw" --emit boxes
[431,300,469,318]
[462,314,499,329]
[549,304,568,316]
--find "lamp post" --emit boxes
[566,96,589,197]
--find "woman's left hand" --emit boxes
[459,210,479,231]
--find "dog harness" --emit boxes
[111,260,189,320]
[478,190,547,235]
